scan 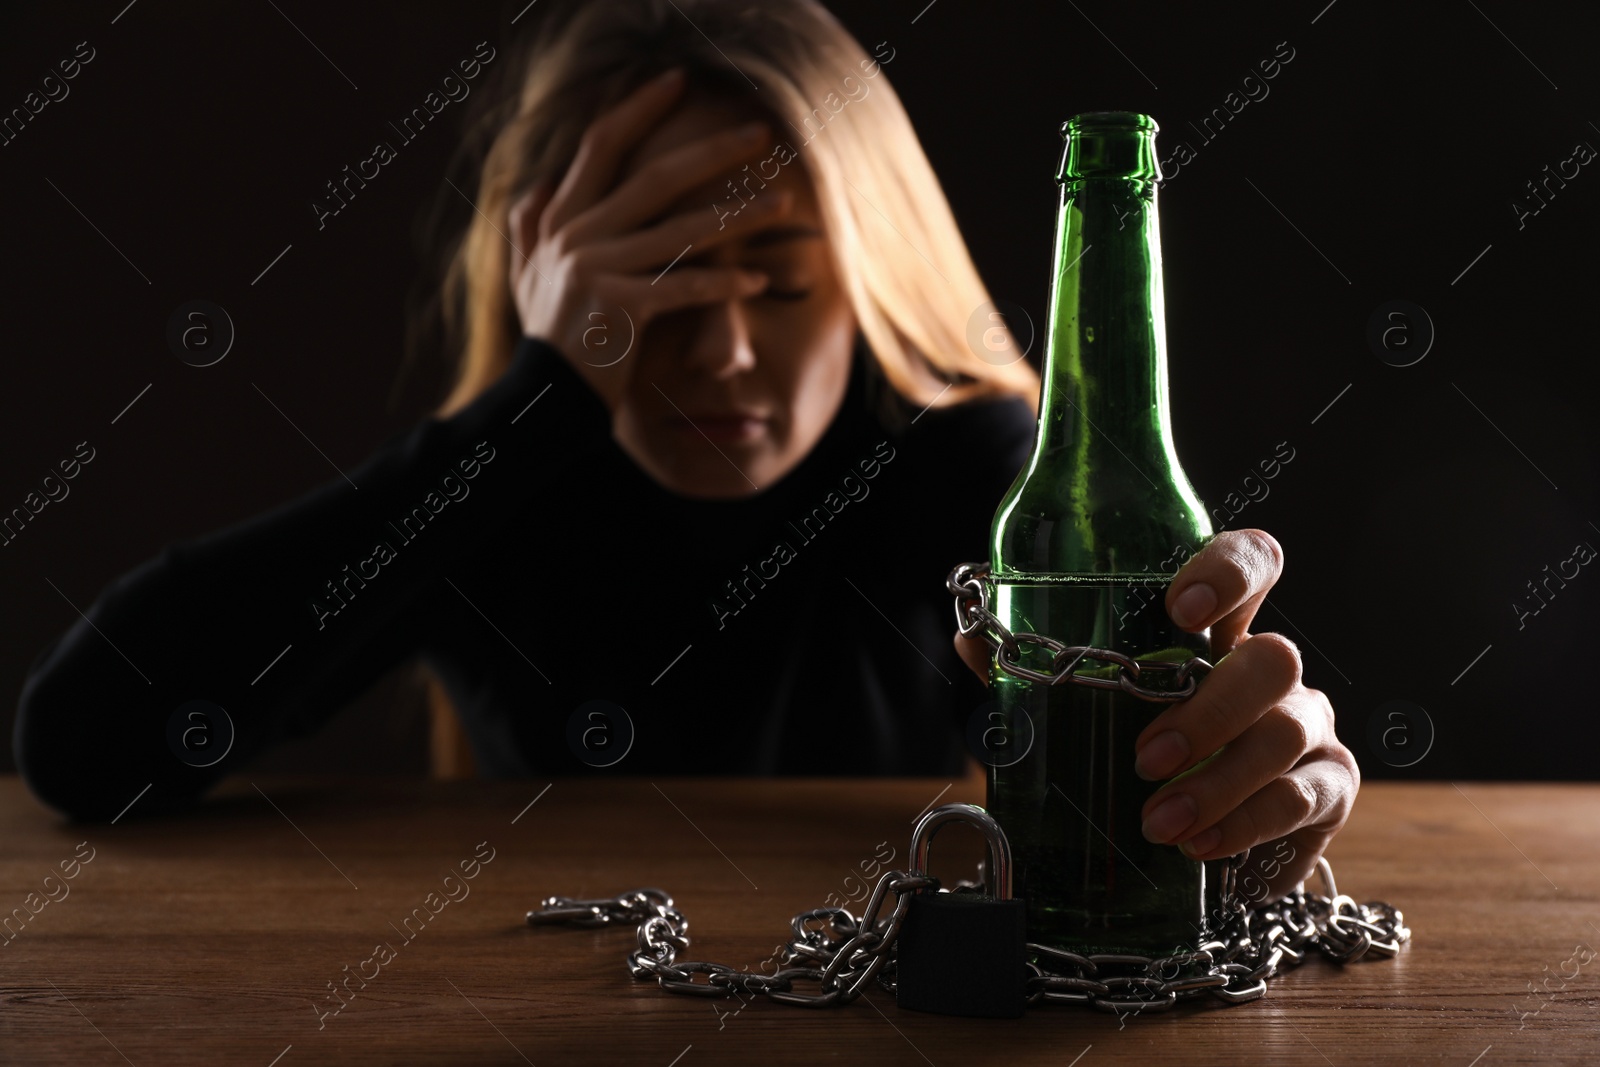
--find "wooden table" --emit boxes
[1,773,1596,1066]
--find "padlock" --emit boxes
[894,802,1026,1018]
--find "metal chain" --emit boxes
[527,854,1409,1014]
[526,560,1410,1012]
[947,561,1214,702]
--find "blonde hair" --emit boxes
[432,0,1040,418]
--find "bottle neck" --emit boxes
[992,115,1211,579]
[1032,175,1179,480]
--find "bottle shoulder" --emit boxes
[991,464,1212,574]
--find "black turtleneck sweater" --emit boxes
[13,334,1035,821]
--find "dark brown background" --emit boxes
[1,0,1595,780]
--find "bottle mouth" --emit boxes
[1062,111,1158,134]
[1057,111,1161,183]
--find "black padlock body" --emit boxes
[895,891,1026,1018]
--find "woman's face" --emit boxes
[610,96,857,499]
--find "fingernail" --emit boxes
[1170,582,1216,629]
[1142,793,1197,844]
[736,121,767,141]
[1135,730,1188,781]
[656,67,684,87]
[1180,827,1222,857]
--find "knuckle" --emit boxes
[578,121,616,159]
[1194,685,1248,744]
[1248,632,1303,686]
[1241,528,1285,575]
[1268,704,1315,760]
[566,245,596,272]
[1305,686,1336,733]
[1248,777,1312,844]
[1278,775,1319,828]
[555,240,592,278]
[1204,751,1252,809]
[1319,727,1362,803]
[641,152,687,190]
[1196,529,1281,599]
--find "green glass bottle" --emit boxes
[985,112,1215,955]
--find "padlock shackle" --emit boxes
[909,803,1013,899]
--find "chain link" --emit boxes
[526,561,1409,1013]
[528,854,1409,1014]
[947,561,1214,702]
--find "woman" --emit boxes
[12,0,1355,903]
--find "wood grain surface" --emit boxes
[1,772,1596,1066]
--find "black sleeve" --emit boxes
[900,390,1035,581]
[919,394,1035,564]
[899,392,1036,735]
[12,336,610,822]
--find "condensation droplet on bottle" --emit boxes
[1085,326,1095,342]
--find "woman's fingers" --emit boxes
[589,188,793,276]
[608,265,771,322]
[567,121,775,246]
[1165,529,1283,656]
[1132,631,1303,780]
[542,67,688,238]
[1161,748,1356,862]
[1138,686,1333,849]
[593,190,792,325]
[1134,682,1354,866]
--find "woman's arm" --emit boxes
[13,335,610,822]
